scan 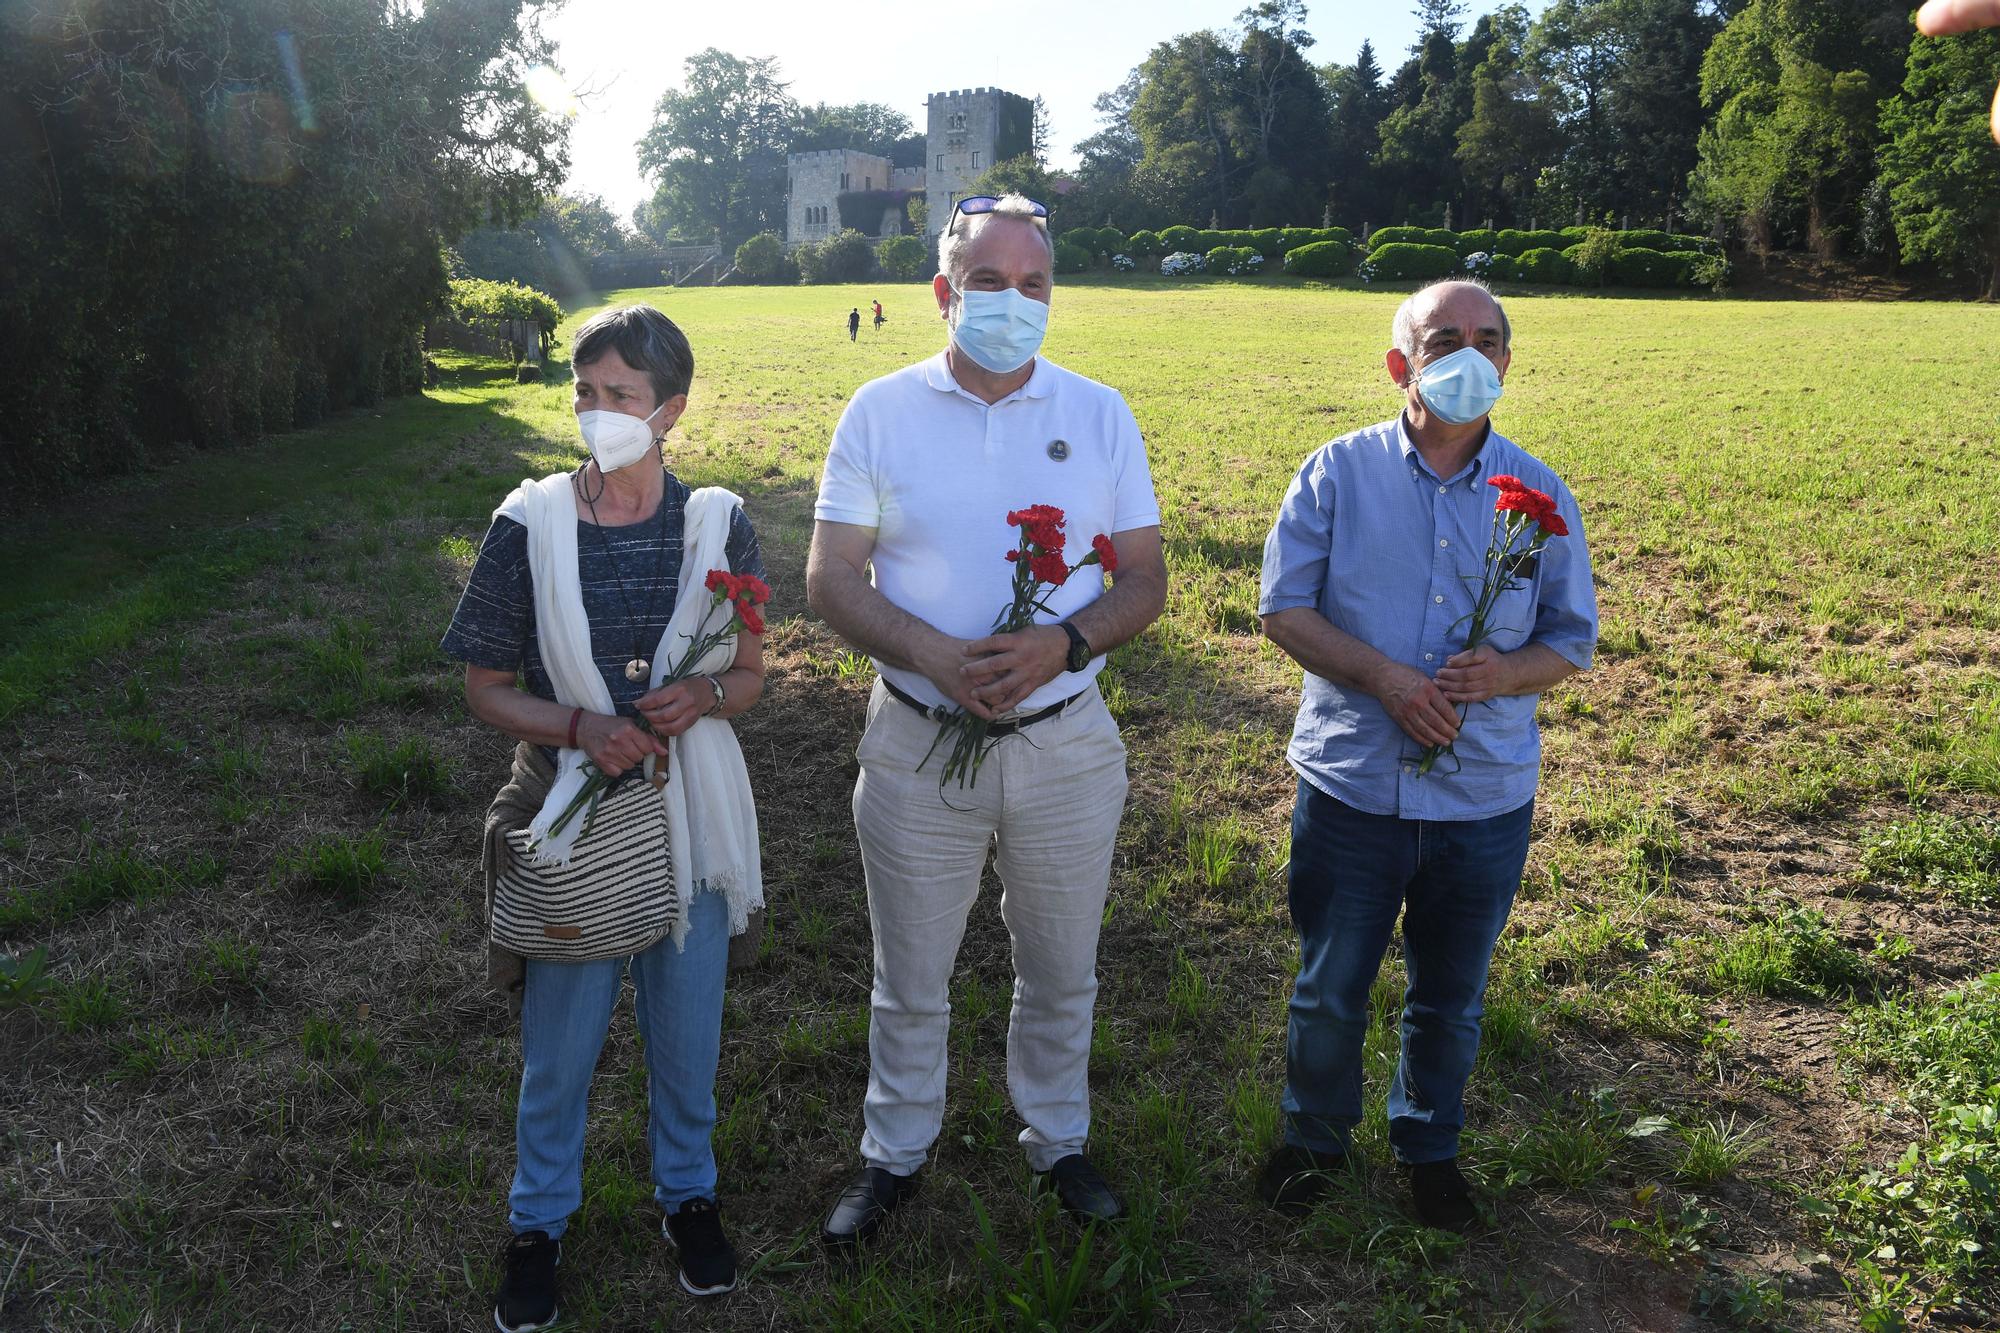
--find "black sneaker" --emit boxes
[663,1197,738,1297]
[1255,1144,1355,1216]
[493,1230,560,1333]
[1408,1157,1477,1233]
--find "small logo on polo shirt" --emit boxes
[1047,439,1070,461]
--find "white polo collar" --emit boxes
[921,349,1057,401]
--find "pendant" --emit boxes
[624,658,650,683]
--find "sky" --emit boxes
[541,0,1543,221]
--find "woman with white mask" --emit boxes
[441,304,768,1326]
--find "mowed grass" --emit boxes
[1,277,1997,1330]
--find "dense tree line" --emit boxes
[1056,0,1995,293]
[1,0,570,499]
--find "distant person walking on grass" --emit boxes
[442,304,770,1328]
[847,307,861,341]
[1254,281,1597,1233]
[872,298,885,331]
[807,193,1167,1251]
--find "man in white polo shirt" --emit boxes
[807,194,1167,1249]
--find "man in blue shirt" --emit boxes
[1255,280,1597,1232]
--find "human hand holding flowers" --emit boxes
[1414,475,1567,776]
[541,567,771,841]
[923,504,1117,789]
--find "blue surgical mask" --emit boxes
[1413,345,1504,425]
[948,284,1049,374]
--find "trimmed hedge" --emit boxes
[1514,247,1575,284]
[1485,253,1518,281]
[1053,241,1093,274]
[1158,225,1200,253]
[1124,230,1163,257]
[1366,243,1462,280]
[1609,247,1696,288]
[1205,245,1264,276]
[1283,240,1355,278]
[1245,228,1285,259]
[1494,229,1568,255]
[1453,228,1499,258]
[1367,225,1433,250]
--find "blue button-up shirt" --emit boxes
[1258,416,1598,821]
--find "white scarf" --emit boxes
[496,471,763,944]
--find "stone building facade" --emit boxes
[784,86,1034,248]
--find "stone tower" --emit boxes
[923,87,1034,241]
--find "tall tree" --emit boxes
[790,103,921,165]
[1070,71,1160,229]
[1376,28,1464,223]
[1233,1,1334,222]
[636,49,796,246]
[1877,27,2000,296]
[0,0,570,495]
[1457,6,1564,223]
[1688,0,1907,254]
[1325,42,1392,226]
[1130,29,1245,222]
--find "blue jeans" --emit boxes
[509,888,730,1238]
[1282,778,1533,1164]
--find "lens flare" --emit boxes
[524,65,579,119]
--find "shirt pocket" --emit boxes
[1480,576,1539,653]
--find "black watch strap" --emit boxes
[1058,621,1092,673]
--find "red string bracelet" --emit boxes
[567,707,582,749]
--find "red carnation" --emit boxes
[1090,533,1118,574]
[1029,552,1070,586]
[704,568,730,595]
[1536,507,1569,537]
[731,574,772,606]
[1487,474,1528,494]
[738,604,765,636]
[1495,484,1555,519]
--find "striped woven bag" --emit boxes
[494,777,676,960]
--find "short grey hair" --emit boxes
[572,304,694,407]
[1392,280,1512,363]
[937,193,1056,289]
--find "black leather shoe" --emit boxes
[1408,1157,1477,1233]
[1036,1154,1125,1223]
[1255,1143,1356,1216]
[820,1166,919,1252]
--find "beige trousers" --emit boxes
[851,679,1129,1173]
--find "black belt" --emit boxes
[881,677,1085,737]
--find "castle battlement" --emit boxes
[788,85,1031,245]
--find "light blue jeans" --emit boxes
[508,887,729,1238]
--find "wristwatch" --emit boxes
[1057,621,1093,673]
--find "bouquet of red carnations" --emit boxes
[923,504,1116,790]
[544,568,770,838]
[1417,475,1568,776]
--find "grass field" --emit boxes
[3,276,1999,1330]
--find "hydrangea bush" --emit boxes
[1111,253,1136,272]
[1160,250,1205,277]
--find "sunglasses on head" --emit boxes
[947,195,1051,237]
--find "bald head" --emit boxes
[1392,281,1511,368]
